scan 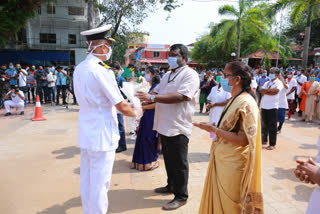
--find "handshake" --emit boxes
[294,158,320,185]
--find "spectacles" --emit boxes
[224,74,235,78]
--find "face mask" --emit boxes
[50,68,54,73]
[297,72,301,75]
[269,74,276,79]
[287,75,292,78]
[262,73,267,77]
[215,76,222,83]
[39,70,43,72]
[28,72,31,75]
[309,77,315,81]
[220,78,233,92]
[31,68,35,71]
[9,66,13,69]
[16,66,21,69]
[88,42,112,60]
[168,57,179,69]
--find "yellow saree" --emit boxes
[199,93,263,214]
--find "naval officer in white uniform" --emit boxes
[74,25,136,214]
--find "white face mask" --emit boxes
[87,42,112,60]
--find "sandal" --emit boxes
[266,146,276,150]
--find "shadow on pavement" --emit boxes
[299,144,318,150]
[36,196,81,214]
[188,152,210,163]
[108,189,168,213]
[52,146,80,159]
[271,167,299,182]
[112,159,141,174]
[73,167,80,175]
[292,184,314,202]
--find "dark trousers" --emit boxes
[117,113,126,149]
[298,97,302,115]
[36,85,48,103]
[261,108,278,146]
[56,85,66,104]
[48,86,55,102]
[256,91,262,107]
[28,87,35,103]
[160,134,189,201]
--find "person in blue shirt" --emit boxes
[6,62,18,88]
[110,61,127,153]
[56,66,67,105]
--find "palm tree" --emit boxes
[213,0,266,60]
[270,0,320,68]
[243,32,292,67]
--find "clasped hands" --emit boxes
[294,158,320,185]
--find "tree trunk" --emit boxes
[302,8,312,68]
[236,20,241,61]
[88,0,95,29]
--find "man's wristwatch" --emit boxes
[150,95,156,103]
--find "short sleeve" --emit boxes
[95,70,124,106]
[177,71,200,99]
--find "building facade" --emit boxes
[0,0,98,66]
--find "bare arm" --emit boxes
[115,100,136,117]
[260,88,279,95]
[142,103,155,110]
[192,122,249,147]
[154,93,190,104]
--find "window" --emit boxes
[40,33,56,43]
[38,6,41,15]
[153,51,160,58]
[68,6,84,16]
[47,4,56,14]
[68,34,76,44]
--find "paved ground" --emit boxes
[0,103,319,214]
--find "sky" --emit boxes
[140,0,238,45]
[139,0,281,45]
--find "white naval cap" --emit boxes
[80,24,115,41]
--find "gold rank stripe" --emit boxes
[98,62,111,69]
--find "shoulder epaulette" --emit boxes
[99,62,111,69]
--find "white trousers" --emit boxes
[80,149,115,214]
[4,100,24,113]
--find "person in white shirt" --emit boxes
[16,64,27,105]
[4,87,25,116]
[136,44,200,210]
[286,71,297,120]
[260,67,284,150]
[295,69,307,116]
[206,71,231,140]
[74,25,136,214]
[47,67,57,104]
[277,74,289,134]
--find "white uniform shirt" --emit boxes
[47,72,57,87]
[278,81,288,109]
[207,85,231,124]
[18,69,27,87]
[74,54,124,151]
[260,79,284,109]
[295,74,307,95]
[286,78,297,100]
[153,65,200,138]
[7,90,24,104]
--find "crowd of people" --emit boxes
[0,63,77,116]
[196,65,320,151]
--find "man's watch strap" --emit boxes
[150,94,156,102]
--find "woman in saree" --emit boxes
[300,74,320,122]
[131,73,161,171]
[193,61,263,214]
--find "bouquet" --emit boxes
[120,80,150,119]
